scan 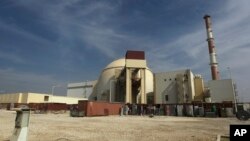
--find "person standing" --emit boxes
[125,104,129,115]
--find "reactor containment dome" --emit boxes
[89,54,154,104]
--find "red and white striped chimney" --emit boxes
[203,15,220,80]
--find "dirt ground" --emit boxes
[1,110,250,141]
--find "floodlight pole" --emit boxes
[51,85,60,102]
[227,67,237,112]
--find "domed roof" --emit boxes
[104,58,125,70]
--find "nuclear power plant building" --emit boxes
[66,50,235,105]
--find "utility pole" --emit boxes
[227,67,237,112]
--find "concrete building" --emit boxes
[208,79,235,103]
[154,69,195,104]
[0,92,86,104]
[89,51,154,104]
[67,81,97,98]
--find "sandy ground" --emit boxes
[1,110,250,141]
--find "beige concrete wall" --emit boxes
[154,69,196,104]
[26,93,49,103]
[187,70,195,102]
[154,72,180,104]
[27,93,86,104]
[20,93,28,103]
[126,59,146,68]
[51,95,86,104]
[0,93,86,104]
[208,79,235,102]
[67,80,97,98]
[0,93,22,103]
[194,76,204,101]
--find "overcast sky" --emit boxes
[0,0,249,101]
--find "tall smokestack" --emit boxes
[203,15,220,80]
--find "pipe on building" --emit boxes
[203,15,220,80]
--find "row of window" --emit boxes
[164,94,189,102]
[164,78,177,81]
[163,74,189,82]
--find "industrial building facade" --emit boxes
[0,50,236,106]
[154,69,195,104]
[208,79,235,103]
[0,92,86,104]
[67,81,97,98]
[65,50,236,105]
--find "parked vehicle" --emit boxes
[236,110,250,120]
[236,103,250,120]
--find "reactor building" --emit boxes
[66,15,236,105]
[88,51,154,104]
[66,49,235,105]
[67,49,235,105]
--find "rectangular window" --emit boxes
[44,96,49,101]
[165,95,169,101]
